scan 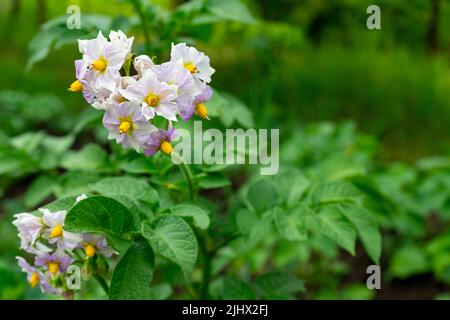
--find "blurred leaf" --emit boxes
[206,0,256,24]
[60,144,108,171]
[24,175,56,208]
[198,172,231,189]
[314,205,357,255]
[274,205,308,241]
[339,204,382,264]
[390,245,430,279]
[246,179,279,212]
[254,272,305,299]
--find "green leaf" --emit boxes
[90,176,158,205]
[24,175,56,208]
[254,272,305,299]
[274,205,308,241]
[309,181,364,206]
[162,204,210,230]
[65,196,135,236]
[390,245,430,279]
[217,277,255,299]
[206,0,256,24]
[43,196,77,212]
[246,179,279,212]
[273,170,310,207]
[142,216,198,276]
[109,238,155,300]
[60,144,108,171]
[338,204,382,263]
[198,173,231,189]
[314,205,357,255]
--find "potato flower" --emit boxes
[103,101,155,151]
[121,70,179,121]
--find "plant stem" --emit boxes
[131,0,151,50]
[94,273,110,297]
[198,232,211,299]
[179,162,194,201]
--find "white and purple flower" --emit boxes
[121,70,179,121]
[35,251,74,276]
[40,208,82,251]
[170,43,215,84]
[144,125,177,156]
[103,101,155,151]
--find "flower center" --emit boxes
[29,272,39,288]
[48,262,59,275]
[50,224,63,238]
[118,120,132,134]
[195,102,208,119]
[160,140,173,155]
[183,62,198,74]
[85,243,96,258]
[146,94,160,107]
[92,57,107,71]
[68,80,83,92]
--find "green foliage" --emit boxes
[109,238,155,300]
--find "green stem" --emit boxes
[179,162,194,201]
[94,274,110,297]
[198,232,211,300]
[131,0,151,50]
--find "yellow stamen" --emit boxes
[68,80,83,92]
[91,58,107,71]
[116,96,126,103]
[48,262,59,275]
[146,94,160,107]
[196,103,209,119]
[119,121,132,134]
[29,272,39,288]
[85,243,96,258]
[160,141,173,155]
[183,62,198,74]
[50,224,63,238]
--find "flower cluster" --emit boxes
[69,30,215,155]
[13,195,115,297]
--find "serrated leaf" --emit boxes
[142,216,198,276]
[274,206,308,241]
[310,181,364,206]
[315,205,357,255]
[273,170,310,207]
[65,196,135,236]
[109,238,155,300]
[162,204,210,230]
[338,204,381,263]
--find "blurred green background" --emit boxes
[0,0,449,300]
